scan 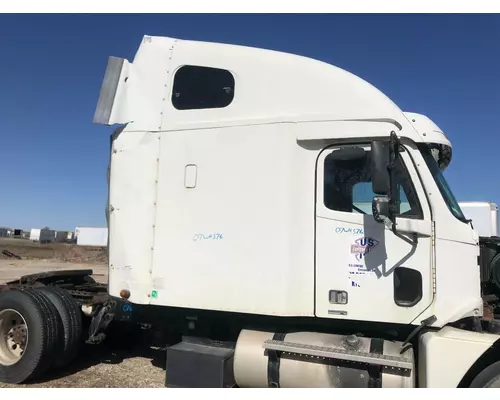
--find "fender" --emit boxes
[418,326,500,388]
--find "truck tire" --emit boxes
[36,287,83,368]
[470,361,500,387]
[0,289,63,384]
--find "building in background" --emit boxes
[52,231,74,243]
[13,229,23,238]
[75,227,108,246]
[30,228,56,243]
[55,231,68,243]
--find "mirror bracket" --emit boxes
[372,196,390,223]
[371,131,403,229]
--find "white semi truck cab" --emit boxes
[2,35,500,388]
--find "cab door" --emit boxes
[315,143,434,324]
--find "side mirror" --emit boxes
[372,196,390,223]
[371,141,390,195]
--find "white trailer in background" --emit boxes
[30,228,56,243]
[459,202,499,238]
[75,227,108,246]
[29,228,41,242]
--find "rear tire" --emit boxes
[470,361,500,387]
[0,289,63,384]
[36,287,83,368]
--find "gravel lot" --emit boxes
[0,339,166,388]
[0,259,108,284]
[0,253,167,388]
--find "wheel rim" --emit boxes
[0,309,28,366]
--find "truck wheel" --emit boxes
[0,289,63,384]
[36,287,83,368]
[470,361,500,387]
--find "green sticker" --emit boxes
[151,290,158,298]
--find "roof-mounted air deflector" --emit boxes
[93,56,131,126]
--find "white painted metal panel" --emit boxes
[150,123,315,316]
[76,227,108,246]
[459,201,498,237]
[419,326,500,387]
[107,131,159,305]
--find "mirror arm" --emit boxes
[393,230,418,246]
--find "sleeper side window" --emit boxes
[172,65,235,110]
[323,147,423,219]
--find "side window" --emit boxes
[324,147,423,219]
[172,65,235,110]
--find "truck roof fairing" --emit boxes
[94,35,442,148]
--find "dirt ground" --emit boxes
[0,238,167,388]
[0,258,108,284]
[0,237,107,264]
[0,338,166,388]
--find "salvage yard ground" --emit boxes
[0,238,166,388]
[0,237,107,264]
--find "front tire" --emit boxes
[469,361,500,387]
[0,289,63,384]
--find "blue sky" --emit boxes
[0,14,499,230]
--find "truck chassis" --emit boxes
[2,268,500,387]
